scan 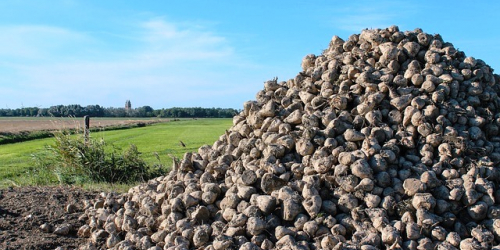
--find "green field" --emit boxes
[0,118,232,188]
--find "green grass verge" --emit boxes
[0,118,232,189]
[0,130,54,145]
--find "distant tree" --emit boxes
[48,105,63,117]
[85,105,104,117]
[135,106,154,117]
[37,108,49,117]
[0,104,240,118]
[104,107,127,117]
[152,107,239,118]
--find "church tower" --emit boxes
[125,100,132,111]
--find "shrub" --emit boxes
[33,131,165,184]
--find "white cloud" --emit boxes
[136,19,235,63]
[0,18,262,108]
[0,25,94,60]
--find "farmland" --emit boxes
[0,118,232,188]
[0,117,166,134]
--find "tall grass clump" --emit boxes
[32,131,166,185]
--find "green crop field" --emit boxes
[0,118,232,188]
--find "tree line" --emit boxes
[0,105,240,118]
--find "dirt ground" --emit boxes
[0,118,165,134]
[0,186,99,250]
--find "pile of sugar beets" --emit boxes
[78,26,500,250]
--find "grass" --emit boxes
[0,137,52,180]
[95,118,231,164]
[0,118,232,189]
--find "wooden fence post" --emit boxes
[84,115,90,144]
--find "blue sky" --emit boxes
[1,0,499,109]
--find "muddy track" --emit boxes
[0,186,99,250]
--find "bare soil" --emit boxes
[0,186,99,250]
[0,118,166,134]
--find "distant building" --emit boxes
[125,100,132,111]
